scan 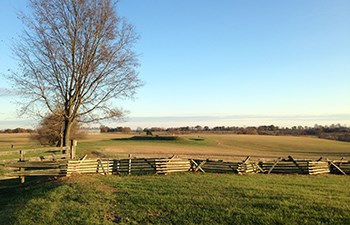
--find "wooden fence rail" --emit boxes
[4,160,67,183]
[0,147,70,162]
[1,154,349,184]
[0,140,77,163]
[114,155,191,175]
[67,159,114,175]
[329,160,350,175]
[155,156,191,174]
[308,162,330,175]
[260,156,331,175]
[191,156,262,175]
[116,157,157,175]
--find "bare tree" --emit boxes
[11,0,142,146]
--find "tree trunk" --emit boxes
[62,118,73,147]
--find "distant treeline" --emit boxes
[170,124,350,142]
[0,128,35,133]
[3,124,350,142]
[101,124,350,142]
[100,126,132,133]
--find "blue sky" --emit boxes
[0,0,349,129]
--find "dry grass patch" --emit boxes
[0,133,40,151]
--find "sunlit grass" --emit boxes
[1,174,350,225]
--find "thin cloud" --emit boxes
[121,114,350,129]
[0,87,19,97]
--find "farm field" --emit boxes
[77,133,350,161]
[1,133,350,161]
[1,173,350,225]
[0,133,41,151]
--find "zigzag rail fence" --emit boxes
[0,140,77,183]
[1,144,349,186]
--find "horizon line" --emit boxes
[1,113,349,129]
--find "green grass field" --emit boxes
[1,174,350,225]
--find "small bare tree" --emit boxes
[11,0,142,146]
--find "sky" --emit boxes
[0,0,349,129]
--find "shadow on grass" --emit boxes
[0,176,57,191]
[189,137,205,141]
[112,135,180,141]
[0,177,62,224]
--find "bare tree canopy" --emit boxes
[11,0,142,145]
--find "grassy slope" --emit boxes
[1,174,350,225]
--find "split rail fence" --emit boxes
[1,149,350,184]
[260,156,331,175]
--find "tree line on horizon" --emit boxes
[0,128,35,134]
[1,123,349,144]
[100,124,350,142]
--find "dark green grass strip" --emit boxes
[0,174,349,225]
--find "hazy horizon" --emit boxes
[1,113,349,130]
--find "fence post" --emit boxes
[19,150,25,183]
[70,140,77,159]
[107,159,110,175]
[128,154,132,175]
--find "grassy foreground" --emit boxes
[1,173,350,225]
